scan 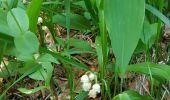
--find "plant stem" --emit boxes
[65,0,70,50]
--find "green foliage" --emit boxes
[146,4,170,28]
[141,20,158,48]
[18,86,46,94]
[1,0,170,99]
[7,8,29,36]
[75,91,88,100]
[0,11,11,36]
[128,62,170,82]
[113,90,151,100]
[14,31,39,55]
[27,0,43,33]
[52,13,91,31]
[104,0,145,76]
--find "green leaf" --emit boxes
[52,13,91,31]
[7,8,29,36]
[146,4,170,28]
[38,53,60,64]
[0,64,41,99]
[29,62,53,87]
[29,68,47,80]
[14,31,39,55]
[104,0,145,76]
[40,47,89,71]
[63,49,95,55]
[42,62,53,86]
[95,36,103,69]
[0,11,12,36]
[113,90,150,100]
[0,61,18,77]
[67,38,93,51]
[18,86,46,94]
[75,91,88,100]
[141,20,158,48]
[27,0,43,33]
[128,62,170,82]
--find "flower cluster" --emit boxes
[80,73,100,98]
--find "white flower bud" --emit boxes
[80,74,89,83]
[82,82,91,91]
[92,83,100,93]
[88,89,96,98]
[22,0,27,4]
[42,26,48,31]
[33,53,39,59]
[37,17,43,24]
[89,73,95,81]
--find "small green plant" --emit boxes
[1,0,170,100]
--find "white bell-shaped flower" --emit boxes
[37,17,43,24]
[89,73,95,81]
[80,74,89,83]
[42,26,48,31]
[92,83,100,93]
[22,0,27,4]
[88,89,96,98]
[82,82,91,91]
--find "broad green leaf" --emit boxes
[0,11,12,36]
[146,4,170,28]
[7,8,29,36]
[75,91,88,100]
[38,53,60,64]
[14,31,39,55]
[52,13,91,31]
[113,90,150,100]
[18,86,46,94]
[27,0,43,33]
[141,20,158,48]
[40,47,89,71]
[128,62,170,82]
[29,68,47,80]
[42,62,53,86]
[67,38,93,51]
[104,0,145,76]
[29,62,53,86]
[16,53,33,61]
